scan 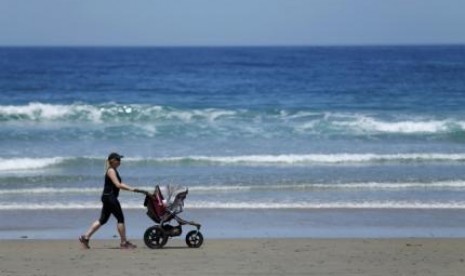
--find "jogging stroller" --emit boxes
[137,185,203,249]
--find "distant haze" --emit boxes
[0,0,464,46]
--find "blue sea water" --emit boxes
[1,46,465,239]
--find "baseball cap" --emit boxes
[107,152,124,160]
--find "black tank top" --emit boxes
[102,169,121,197]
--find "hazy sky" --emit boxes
[1,0,464,46]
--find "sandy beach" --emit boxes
[1,238,465,276]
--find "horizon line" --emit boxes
[1,43,465,48]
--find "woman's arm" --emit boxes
[107,168,135,192]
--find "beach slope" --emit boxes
[1,238,465,276]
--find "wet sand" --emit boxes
[1,238,465,276]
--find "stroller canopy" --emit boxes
[144,185,188,223]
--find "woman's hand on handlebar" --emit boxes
[133,188,149,195]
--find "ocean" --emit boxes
[1,46,465,239]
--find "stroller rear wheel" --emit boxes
[185,230,203,248]
[144,226,168,249]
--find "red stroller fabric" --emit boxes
[144,185,166,223]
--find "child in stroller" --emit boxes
[135,185,203,249]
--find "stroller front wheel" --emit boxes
[144,226,168,249]
[186,230,204,248]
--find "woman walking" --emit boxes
[79,152,141,249]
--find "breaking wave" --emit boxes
[2,153,465,172]
[0,157,65,171]
[0,102,237,124]
[158,153,465,165]
[2,181,465,195]
[2,201,465,210]
[2,103,465,138]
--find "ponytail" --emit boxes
[104,159,110,175]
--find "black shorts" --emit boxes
[99,195,125,224]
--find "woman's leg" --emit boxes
[83,198,111,240]
[117,222,136,248]
[110,199,127,243]
[79,219,101,249]
[84,220,101,239]
[117,223,127,243]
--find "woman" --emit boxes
[79,152,141,249]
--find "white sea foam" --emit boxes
[0,203,104,210]
[0,103,242,124]
[191,181,465,191]
[1,102,68,119]
[3,201,465,210]
[308,181,465,189]
[2,153,465,172]
[186,201,465,209]
[1,181,464,196]
[0,157,65,171]
[2,103,465,137]
[0,187,101,195]
[159,153,465,164]
[0,102,102,122]
[335,115,459,134]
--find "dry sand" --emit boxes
[1,238,465,276]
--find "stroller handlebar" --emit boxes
[133,189,150,196]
